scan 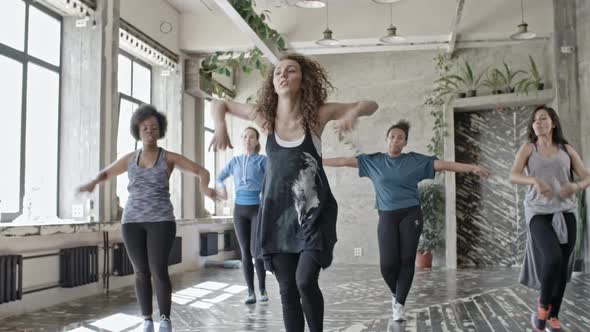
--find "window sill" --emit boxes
[0,216,233,238]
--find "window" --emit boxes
[116,51,152,207]
[203,99,216,216]
[0,0,61,221]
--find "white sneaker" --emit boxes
[392,297,405,321]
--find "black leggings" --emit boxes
[529,213,576,317]
[121,221,176,318]
[234,204,266,292]
[378,206,423,306]
[271,252,323,332]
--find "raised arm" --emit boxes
[323,157,359,168]
[167,152,218,200]
[434,160,489,178]
[208,99,261,152]
[78,152,134,193]
[318,101,379,134]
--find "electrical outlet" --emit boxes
[72,204,84,218]
[354,247,363,257]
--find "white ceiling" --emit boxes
[166,0,553,54]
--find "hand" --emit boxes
[77,181,96,193]
[203,188,220,201]
[208,127,233,152]
[534,178,552,199]
[559,182,578,199]
[217,189,229,200]
[471,165,490,178]
[334,111,358,134]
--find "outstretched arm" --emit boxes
[434,160,489,178]
[323,157,359,168]
[318,101,379,134]
[77,153,134,193]
[168,152,219,200]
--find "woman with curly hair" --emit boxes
[511,105,590,332]
[209,53,378,332]
[78,105,218,332]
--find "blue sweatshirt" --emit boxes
[216,154,267,205]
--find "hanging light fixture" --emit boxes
[295,0,325,9]
[315,0,342,46]
[510,0,536,40]
[372,0,401,3]
[379,3,405,43]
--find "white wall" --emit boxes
[120,0,180,53]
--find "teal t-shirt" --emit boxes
[357,152,437,211]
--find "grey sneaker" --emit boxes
[244,291,256,304]
[259,289,269,302]
[158,315,172,332]
[392,296,405,322]
[143,319,155,332]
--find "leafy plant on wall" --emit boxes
[200,0,287,98]
[425,53,455,158]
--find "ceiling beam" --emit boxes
[447,0,465,55]
[212,0,280,64]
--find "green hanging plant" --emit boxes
[200,0,286,98]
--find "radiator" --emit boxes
[112,243,134,276]
[59,246,99,287]
[0,255,23,304]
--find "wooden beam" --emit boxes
[447,0,465,55]
[212,0,280,64]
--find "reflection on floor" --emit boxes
[2,265,589,331]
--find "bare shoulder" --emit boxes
[518,143,533,155]
[564,144,579,155]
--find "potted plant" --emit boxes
[482,68,504,95]
[496,62,525,93]
[453,61,485,97]
[515,55,545,94]
[433,76,466,99]
[417,181,445,267]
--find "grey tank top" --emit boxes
[520,143,577,289]
[524,143,576,214]
[122,148,175,223]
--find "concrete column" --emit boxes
[99,0,120,221]
[552,0,581,151]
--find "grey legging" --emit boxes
[121,221,176,318]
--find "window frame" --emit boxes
[118,49,152,108]
[203,98,216,216]
[115,50,153,208]
[0,0,63,222]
